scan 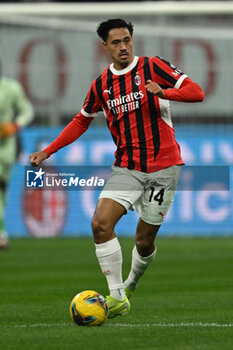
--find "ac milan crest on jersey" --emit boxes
[134,74,141,86]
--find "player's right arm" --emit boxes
[29,81,101,166]
[29,114,93,166]
[30,150,48,166]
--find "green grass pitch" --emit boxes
[0,237,232,350]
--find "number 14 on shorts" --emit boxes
[148,187,165,205]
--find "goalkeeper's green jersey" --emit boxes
[0,77,34,165]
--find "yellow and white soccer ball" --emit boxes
[70,290,108,326]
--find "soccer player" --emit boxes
[30,19,204,318]
[0,60,34,249]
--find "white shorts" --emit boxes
[98,165,181,225]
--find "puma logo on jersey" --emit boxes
[104,87,113,94]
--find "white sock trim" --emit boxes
[124,245,157,291]
[133,245,157,263]
[95,237,121,257]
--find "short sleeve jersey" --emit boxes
[79,56,187,173]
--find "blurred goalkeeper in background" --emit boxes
[0,60,34,249]
[30,19,204,318]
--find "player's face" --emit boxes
[103,28,134,70]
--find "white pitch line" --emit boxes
[106,322,233,328]
[7,323,74,329]
[2,322,232,329]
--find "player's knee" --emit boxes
[91,215,101,234]
[91,215,112,240]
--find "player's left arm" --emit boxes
[146,56,204,102]
[145,77,205,102]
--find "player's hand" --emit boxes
[29,151,48,166]
[145,80,165,98]
[0,122,18,139]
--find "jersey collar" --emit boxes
[109,56,139,75]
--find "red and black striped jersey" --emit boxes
[79,56,187,173]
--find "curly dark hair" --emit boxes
[97,18,134,42]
